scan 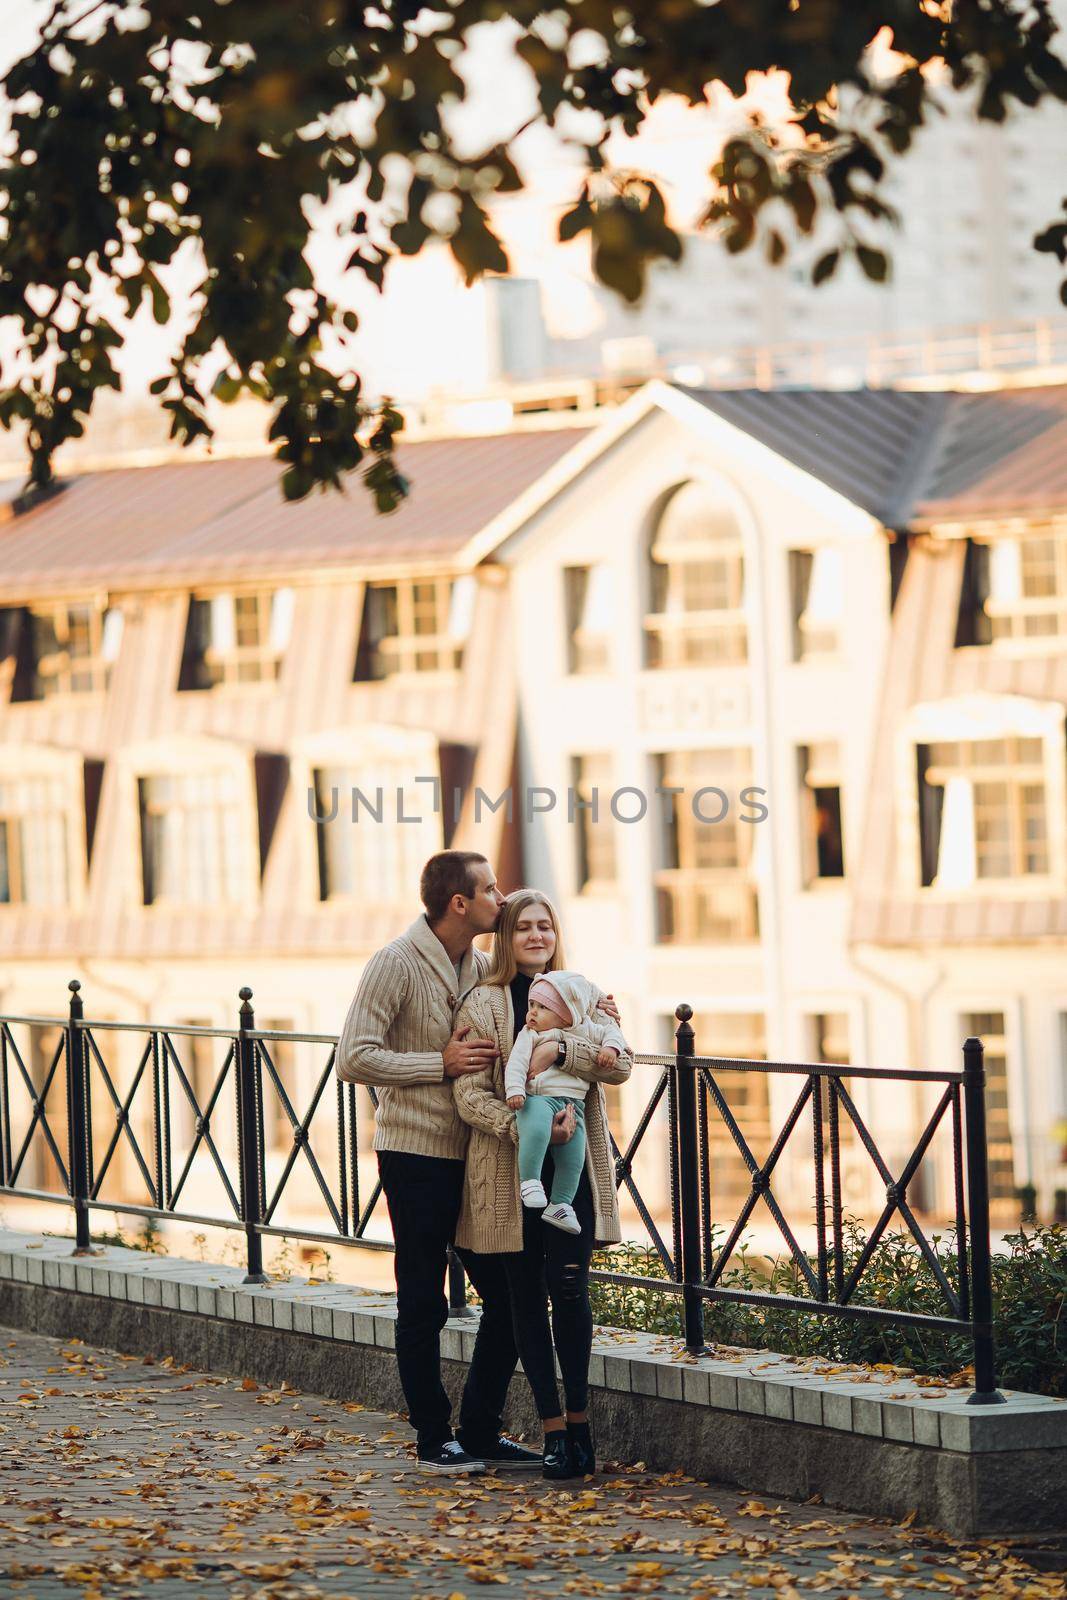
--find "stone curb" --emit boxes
[2,1228,1066,1455]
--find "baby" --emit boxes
[505,971,628,1235]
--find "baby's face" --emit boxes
[526,1000,561,1032]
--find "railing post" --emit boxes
[66,980,93,1254]
[447,1246,473,1317]
[236,988,268,1285]
[962,1037,1004,1405]
[675,1003,706,1355]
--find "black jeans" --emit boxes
[502,1153,595,1421]
[378,1151,517,1455]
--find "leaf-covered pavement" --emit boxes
[0,1329,1062,1600]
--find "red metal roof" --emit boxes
[0,427,588,596]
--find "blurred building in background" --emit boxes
[2,371,1067,1251]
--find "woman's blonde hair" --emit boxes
[483,889,567,987]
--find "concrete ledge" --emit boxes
[2,1228,1065,1537]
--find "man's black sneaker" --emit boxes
[415,1440,486,1475]
[460,1433,542,1471]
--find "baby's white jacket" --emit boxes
[504,970,628,1101]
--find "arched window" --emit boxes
[645,481,747,669]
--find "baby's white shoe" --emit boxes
[543,1203,580,1235]
[520,1180,548,1209]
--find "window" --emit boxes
[645,482,747,668]
[0,775,71,905]
[789,548,843,660]
[798,744,845,884]
[354,577,473,681]
[955,527,1067,648]
[179,588,293,690]
[563,566,612,675]
[654,748,758,942]
[4,600,122,700]
[918,738,1048,886]
[572,754,617,891]
[312,762,442,904]
[138,771,247,905]
[961,1012,1016,1208]
[700,1013,771,1210]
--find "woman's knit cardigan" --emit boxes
[452,981,631,1255]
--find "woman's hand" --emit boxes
[549,1104,577,1145]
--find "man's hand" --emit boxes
[442,1024,497,1079]
[549,1104,577,1145]
[528,1038,559,1076]
[597,993,621,1024]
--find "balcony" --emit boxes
[644,611,748,669]
[654,869,759,944]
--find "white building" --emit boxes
[474,380,1067,1223]
[2,379,1066,1252]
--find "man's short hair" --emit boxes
[420,851,489,922]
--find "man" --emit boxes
[337,850,566,1474]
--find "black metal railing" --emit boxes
[0,984,1003,1404]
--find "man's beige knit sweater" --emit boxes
[336,914,490,1159]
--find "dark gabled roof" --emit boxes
[683,382,1067,526]
[916,384,1067,521]
[0,426,588,597]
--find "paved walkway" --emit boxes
[0,1328,1062,1600]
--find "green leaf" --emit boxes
[558,197,593,244]
[857,245,889,283]
[812,250,840,285]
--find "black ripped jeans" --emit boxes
[502,1152,595,1421]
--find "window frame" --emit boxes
[571,752,617,893]
[294,724,444,909]
[0,747,87,910]
[120,736,261,910]
[958,1007,1019,1210]
[644,481,749,671]
[179,586,294,692]
[797,742,846,887]
[5,596,121,702]
[897,697,1067,898]
[353,575,471,683]
[563,565,612,677]
[653,746,759,943]
[789,546,844,663]
[953,519,1067,656]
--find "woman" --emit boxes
[452,889,631,1479]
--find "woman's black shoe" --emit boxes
[566,1421,595,1477]
[542,1431,578,1481]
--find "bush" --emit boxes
[590,1221,1066,1397]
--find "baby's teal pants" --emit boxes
[516,1095,587,1205]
